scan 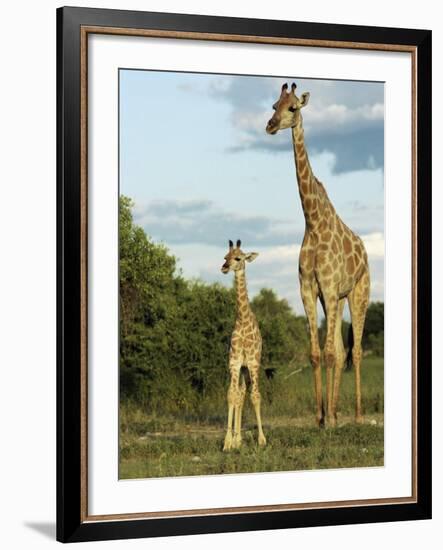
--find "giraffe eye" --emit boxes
[234,257,241,261]
[288,106,296,112]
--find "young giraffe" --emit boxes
[266,83,370,428]
[221,240,266,450]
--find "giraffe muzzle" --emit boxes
[266,119,279,135]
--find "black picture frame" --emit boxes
[57,6,432,543]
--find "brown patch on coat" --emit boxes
[316,252,327,265]
[346,255,355,274]
[306,250,314,269]
[318,220,327,233]
[298,156,307,172]
[343,236,352,254]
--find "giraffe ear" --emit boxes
[299,92,310,108]
[245,252,259,263]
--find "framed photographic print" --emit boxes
[57,6,432,543]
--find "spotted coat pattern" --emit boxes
[221,244,266,450]
[266,83,371,427]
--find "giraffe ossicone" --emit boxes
[266,82,370,428]
[221,239,266,450]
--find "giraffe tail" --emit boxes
[345,323,354,371]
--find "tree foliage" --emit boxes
[251,289,309,372]
[363,302,384,356]
[119,195,177,333]
[120,196,239,410]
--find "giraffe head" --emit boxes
[266,82,310,135]
[221,240,258,274]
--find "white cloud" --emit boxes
[259,243,301,263]
[169,234,384,316]
[304,102,384,135]
[133,198,304,247]
[230,102,383,148]
[361,232,385,259]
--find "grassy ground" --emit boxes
[119,357,384,479]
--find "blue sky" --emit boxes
[120,70,384,315]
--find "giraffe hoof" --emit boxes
[258,434,267,447]
[355,415,365,425]
[223,433,233,451]
[316,416,325,429]
[326,415,337,428]
[232,436,242,449]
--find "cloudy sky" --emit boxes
[119,69,384,316]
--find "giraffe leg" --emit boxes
[331,298,346,424]
[322,289,340,427]
[223,363,241,451]
[232,371,246,449]
[300,278,323,427]
[348,269,370,424]
[248,363,266,446]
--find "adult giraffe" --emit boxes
[266,82,370,428]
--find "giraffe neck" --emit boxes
[292,123,322,229]
[234,270,251,321]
